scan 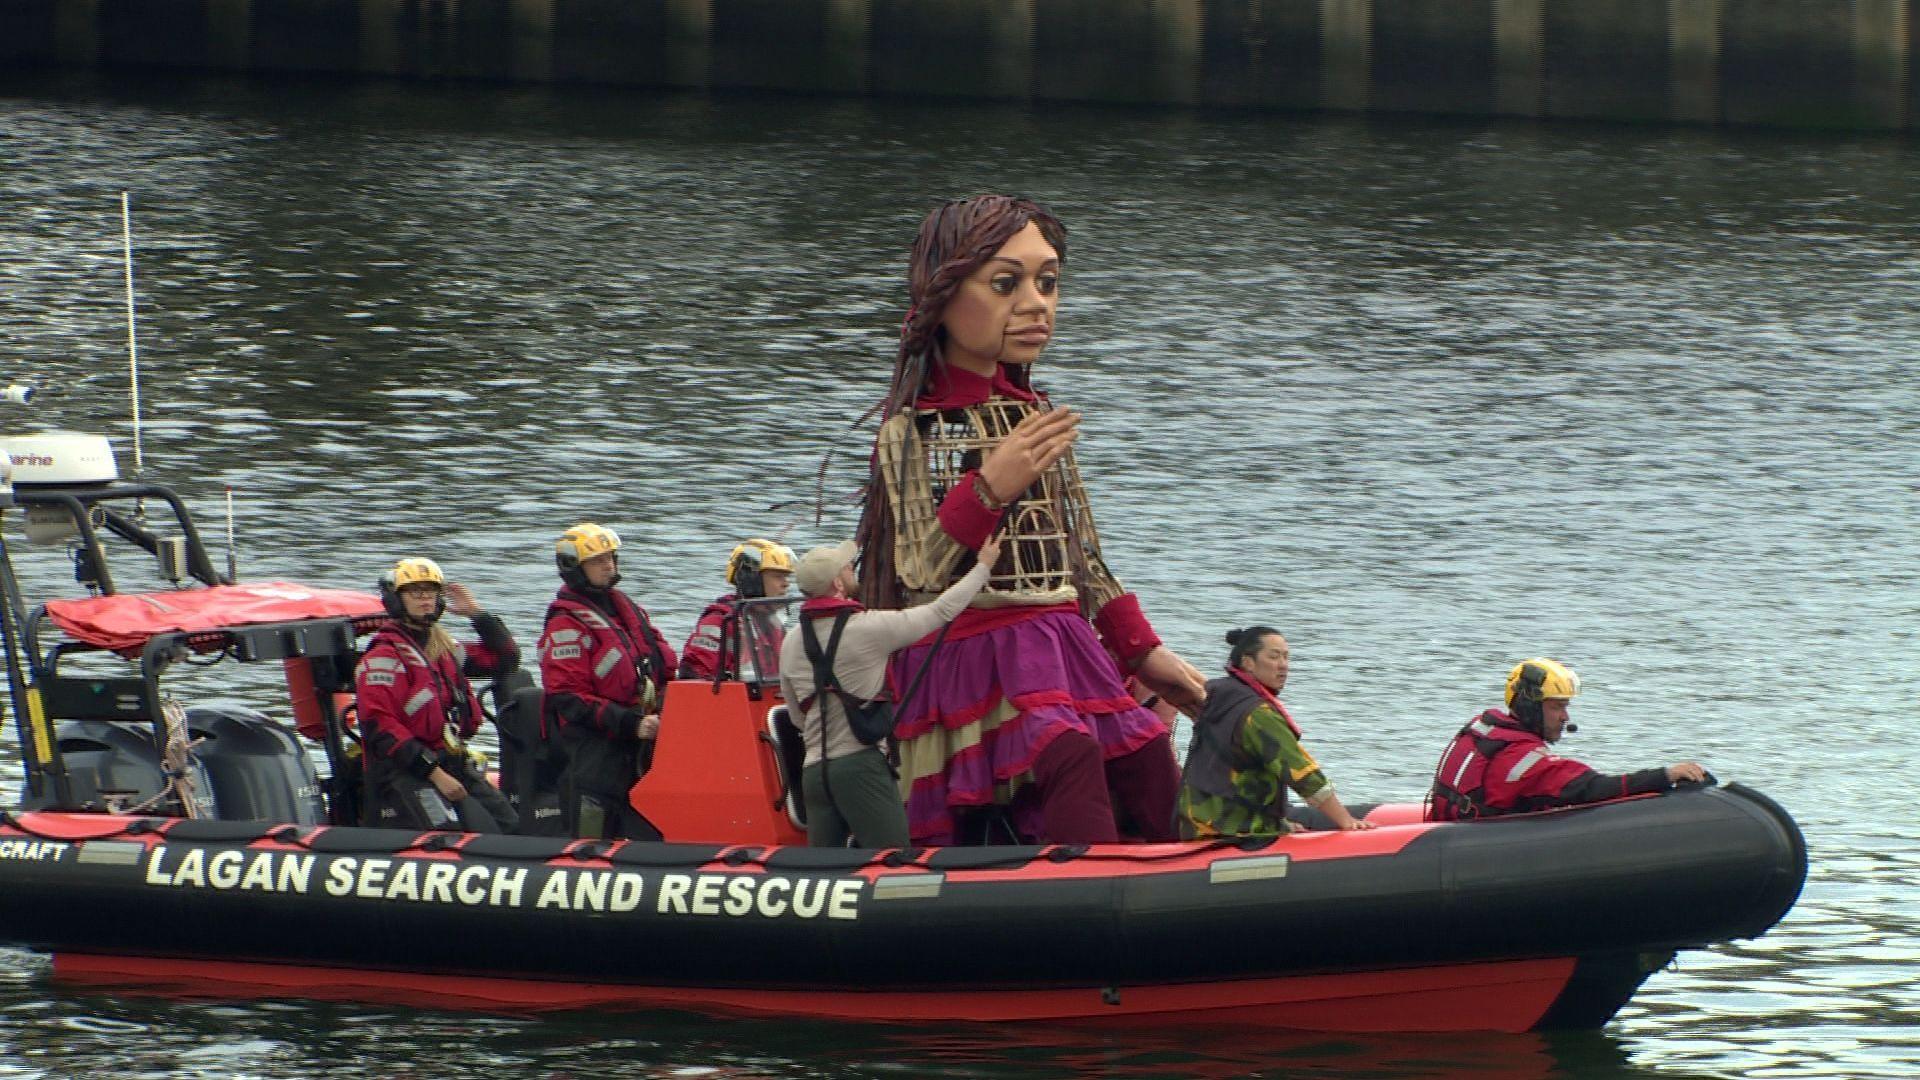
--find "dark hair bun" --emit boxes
[1224,628,1244,646]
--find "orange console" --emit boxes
[629,679,806,847]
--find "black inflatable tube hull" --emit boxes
[0,786,1803,1027]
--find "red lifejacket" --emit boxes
[539,587,675,741]
[354,621,503,776]
[678,597,733,680]
[678,594,784,682]
[1436,707,1597,814]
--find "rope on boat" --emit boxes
[124,698,207,819]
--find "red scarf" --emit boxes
[799,596,865,618]
[1228,667,1302,737]
[916,362,1039,408]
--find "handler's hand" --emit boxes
[444,582,480,617]
[979,409,1079,503]
[637,714,661,741]
[428,766,467,803]
[1666,762,1708,785]
[1133,647,1207,718]
[976,534,1005,568]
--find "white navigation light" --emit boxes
[0,433,119,486]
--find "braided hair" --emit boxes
[855,195,1068,608]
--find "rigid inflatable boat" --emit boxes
[0,781,1803,1032]
[0,430,1807,1033]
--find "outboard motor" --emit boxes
[185,704,325,825]
[489,671,566,836]
[16,719,215,818]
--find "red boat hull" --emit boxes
[55,952,1579,1032]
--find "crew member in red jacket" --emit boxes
[539,523,676,839]
[1426,658,1707,821]
[678,538,793,682]
[355,557,519,833]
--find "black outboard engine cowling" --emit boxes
[185,704,325,825]
[17,719,215,817]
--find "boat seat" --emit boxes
[926,846,1047,871]
[490,673,567,837]
[763,705,807,830]
[304,825,438,854]
[763,847,890,871]
[609,842,729,869]
[461,834,575,862]
[164,820,291,843]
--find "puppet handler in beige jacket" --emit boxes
[779,535,1003,848]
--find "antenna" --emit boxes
[225,486,238,583]
[122,192,143,478]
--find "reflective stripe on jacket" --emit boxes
[354,621,505,778]
[679,594,784,681]
[539,586,675,742]
[1426,708,1670,821]
[678,598,733,680]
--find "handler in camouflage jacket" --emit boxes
[1176,626,1374,839]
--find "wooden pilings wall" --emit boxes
[0,0,1911,129]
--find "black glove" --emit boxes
[612,705,643,742]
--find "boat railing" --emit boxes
[8,481,228,595]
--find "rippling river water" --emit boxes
[1,71,1915,1078]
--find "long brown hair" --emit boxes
[854,195,1067,607]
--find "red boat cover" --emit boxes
[45,583,382,656]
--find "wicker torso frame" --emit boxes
[876,395,1125,618]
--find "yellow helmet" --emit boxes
[556,523,621,570]
[391,557,445,590]
[380,557,445,621]
[1506,658,1580,709]
[727,538,796,598]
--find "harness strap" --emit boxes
[799,611,857,725]
[799,611,861,814]
[1431,721,1525,820]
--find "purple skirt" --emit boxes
[888,608,1168,845]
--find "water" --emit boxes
[1,70,1916,1077]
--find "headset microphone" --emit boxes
[1564,722,1579,734]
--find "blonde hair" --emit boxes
[422,623,459,664]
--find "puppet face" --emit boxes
[939,221,1060,375]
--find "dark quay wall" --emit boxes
[1,0,1913,130]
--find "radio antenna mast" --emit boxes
[122,192,144,479]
